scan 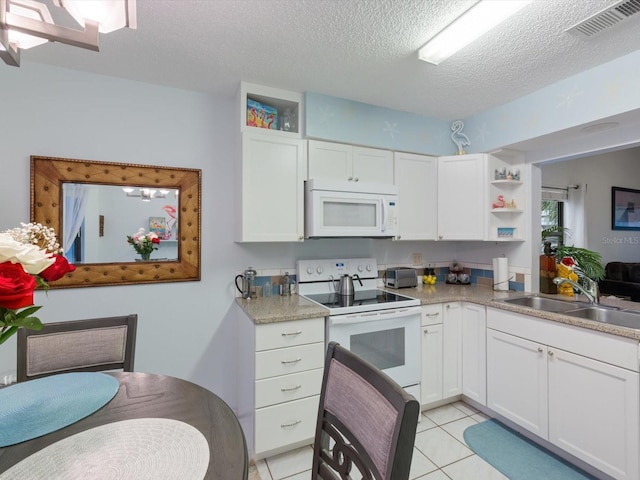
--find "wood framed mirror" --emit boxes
[31,156,201,288]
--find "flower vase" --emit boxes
[139,252,151,261]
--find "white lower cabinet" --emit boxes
[443,302,462,398]
[487,329,549,437]
[421,304,443,405]
[420,303,462,407]
[487,307,639,479]
[461,303,486,405]
[237,312,325,460]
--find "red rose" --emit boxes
[151,237,160,244]
[39,254,76,282]
[0,261,36,309]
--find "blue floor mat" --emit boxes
[463,419,599,480]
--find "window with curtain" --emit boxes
[542,186,567,249]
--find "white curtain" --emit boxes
[566,183,586,248]
[63,184,90,254]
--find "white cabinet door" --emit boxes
[437,154,486,240]
[307,140,352,181]
[239,133,305,242]
[487,329,548,438]
[352,146,393,184]
[307,140,393,184]
[548,348,639,480]
[461,303,486,405]
[443,302,462,398]
[421,323,443,405]
[393,152,438,240]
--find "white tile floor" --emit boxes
[253,401,510,480]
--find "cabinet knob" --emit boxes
[537,347,543,353]
[396,235,401,240]
[548,351,554,357]
[354,177,359,182]
[423,328,429,334]
[299,236,304,241]
[439,235,443,240]
[347,176,353,181]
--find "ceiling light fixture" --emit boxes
[123,187,167,201]
[418,0,531,65]
[0,0,136,67]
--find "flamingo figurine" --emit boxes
[451,120,470,155]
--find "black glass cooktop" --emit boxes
[302,289,416,309]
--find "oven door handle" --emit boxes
[330,306,420,325]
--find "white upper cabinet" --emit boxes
[437,154,487,240]
[393,152,437,240]
[307,140,393,184]
[237,132,306,242]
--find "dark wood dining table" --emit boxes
[0,372,248,479]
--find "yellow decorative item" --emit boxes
[555,262,577,297]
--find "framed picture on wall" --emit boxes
[612,186,640,231]
[149,216,167,237]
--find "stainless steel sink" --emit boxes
[564,307,640,329]
[500,296,586,313]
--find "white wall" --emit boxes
[540,147,640,264]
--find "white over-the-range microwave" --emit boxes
[304,178,399,238]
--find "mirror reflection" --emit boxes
[62,184,179,264]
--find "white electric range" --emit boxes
[297,258,421,400]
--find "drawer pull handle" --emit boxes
[281,419,302,428]
[281,358,302,364]
[425,313,440,317]
[281,384,302,392]
[281,331,302,336]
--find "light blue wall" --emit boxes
[305,49,640,157]
[465,49,640,153]
[305,92,453,155]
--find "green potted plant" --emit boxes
[541,226,605,281]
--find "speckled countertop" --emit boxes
[235,283,640,341]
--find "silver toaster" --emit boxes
[385,267,417,289]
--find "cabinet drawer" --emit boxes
[422,304,443,326]
[255,342,325,380]
[255,368,323,409]
[255,395,320,456]
[256,318,325,351]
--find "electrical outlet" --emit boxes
[411,253,423,265]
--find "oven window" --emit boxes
[350,327,405,370]
[324,201,376,227]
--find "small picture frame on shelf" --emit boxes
[246,99,278,130]
[497,227,515,238]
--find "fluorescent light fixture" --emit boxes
[0,0,135,67]
[418,0,531,65]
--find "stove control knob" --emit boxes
[306,267,314,275]
[366,265,372,272]
[316,267,323,274]
[357,265,364,272]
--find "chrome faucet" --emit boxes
[553,276,600,304]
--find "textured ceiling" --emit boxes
[17,0,640,121]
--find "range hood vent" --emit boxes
[567,0,640,38]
